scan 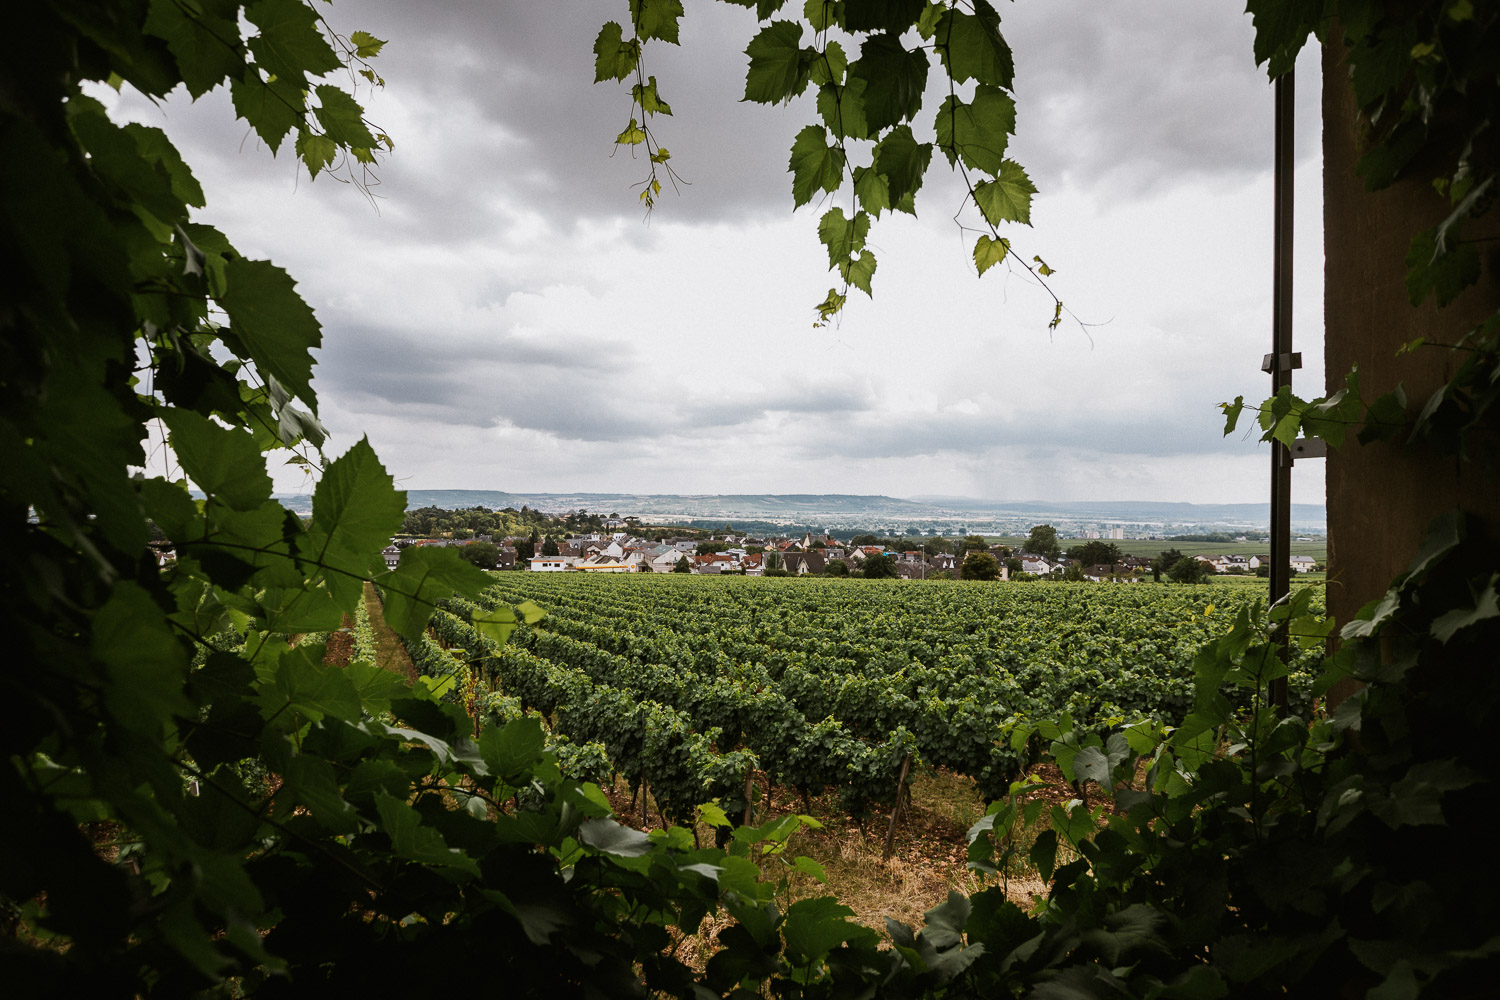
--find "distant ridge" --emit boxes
[271,490,1324,531]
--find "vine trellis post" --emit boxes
[1264,67,1320,714]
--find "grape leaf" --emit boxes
[744,21,812,104]
[937,0,1013,89]
[817,207,870,267]
[143,0,245,98]
[304,437,405,589]
[161,408,273,512]
[246,0,341,88]
[379,547,493,642]
[593,22,640,82]
[788,125,846,208]
[848,33,927,131]
[934,86,1015,174]
[817,77,871,140]
[374,793,482,876]
[872,124,930,207]
[972,159,1036,226]
[840,249,877,295]
[220,257,321,409]
[295,129,338,178]
[630,0,685,44]
[313,85,377,149]
[231,69,303,153]
[973,234,1009,276]
[349,30,386,59]
[809,39,848,87]
[633,76,673,116]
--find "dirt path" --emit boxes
[363,581,417,681]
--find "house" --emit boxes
[692,553,737,574]
[1085,562,1139,583]
[650,549,689,573]
[529,556,580,572]
[782,552,825,576]
[1290,555,1317,573]
[1020,556,1053,575]
[382,545,401,569]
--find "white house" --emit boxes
[529,556,580,572]
[1290,555,1317,573]
[1020,556,1052,575]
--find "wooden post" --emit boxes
[882,753,913,862]
[742,769,756,827]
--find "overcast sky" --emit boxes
[105,0,1327,506]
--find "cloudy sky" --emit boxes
[105,0,1328,506]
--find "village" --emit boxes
[382,526,1319,581]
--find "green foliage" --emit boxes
[599,0,1061,325]
[1066,540,1123,566]
[975,515,1500,996]
[1168,555,1211,584]
[862,552,899,578]
[479,573,1323,803]
[459,540,500,569]
[960,550,1001,581]
[1233,1,1500,456]
[9,2,1497,996]
[1024,524,1061,560]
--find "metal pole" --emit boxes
[1266,69,1296,714]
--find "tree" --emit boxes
[1065,541,1121,566]
[542,536,560,557]
[763,550,785,573]
[960,534,991,554]
[459,540,499,569]
[961,550,1001,581]
[1024,524,1061,560]
[1167,556,1210,584]
[1152,548,1185,582]
[1005,556,1023,577]
[514,538,536,562]
[673,555,691,573]
[862,553,898,579]
[824,558,850,577]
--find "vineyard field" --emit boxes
[422,575,1324,823]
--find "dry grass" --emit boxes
[598,762,1060,951]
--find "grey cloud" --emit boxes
[680,378,878,429]
[1003,0,1318,197]
[313,318,631,427]
[342,0,805,233]
[132,1,1311,240]
[796,398,1250,463]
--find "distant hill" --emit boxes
[906,497,1327,527]
[269,490,1325,532]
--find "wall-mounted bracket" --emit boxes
[1262,351,1303,373]
[1291,437,1327,461]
